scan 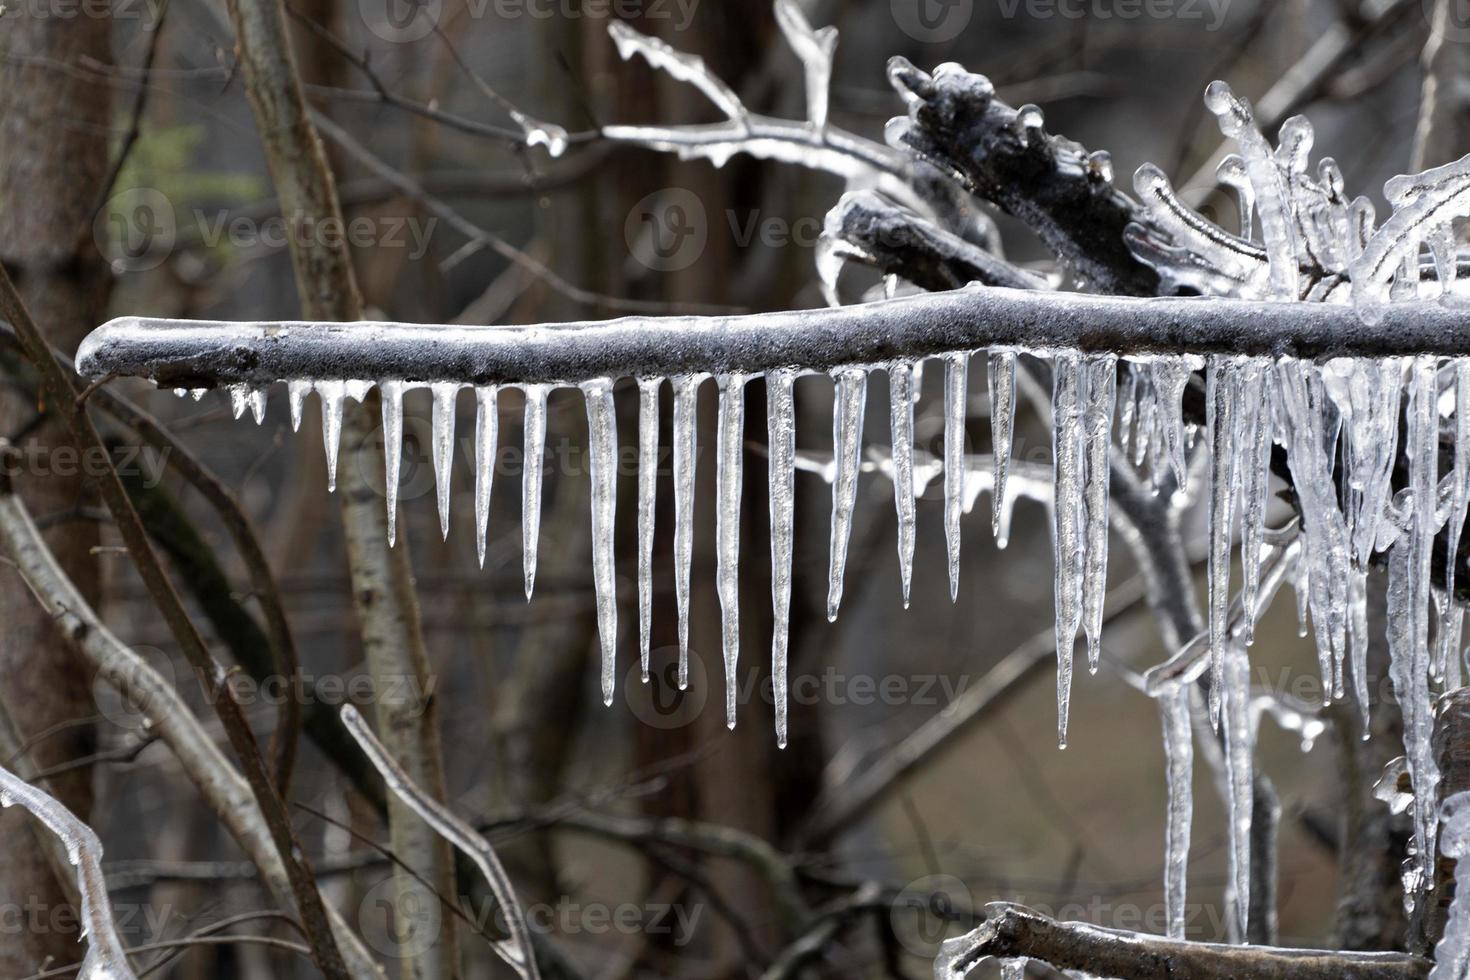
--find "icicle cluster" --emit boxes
[72,15,1470,968]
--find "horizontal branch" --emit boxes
[938,903,1430,980]
[75,288,1470,390]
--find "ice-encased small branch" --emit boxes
[340,705,540,980]
[76,288,1470,389]
[934,902,1429,980]
[0,764,137,979]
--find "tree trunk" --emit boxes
[0,8,111,972]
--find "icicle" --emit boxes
[1350,569,1370,736]
[228,383,248,420]
[1081,354,1117,673]
[1448,362,1470,607]
[1150,358,1192,491]
[988,352,1017,545]
[1052,353,1085,748]
[827,369,867,621]
[1207,357,1239,725]
[1118,363,1139,461]
[889,361,917,608]
[583,380,619,707]
[247,386,267,424]
[521,384,548,600]
[381,380,406,547]
[1236,359,1270,640]
[1160,685,1193,941]
[509,110,569,157]
[637,378,661,682]
[431,383,459,540]
[288,379,309,432]
[1204,81,1300,300]
[1397,357,1443,889]
[715,374,747,729]
[1432,792,1470,980]
[943,352,968,602]
[769,370,797,748]
[672,374,700,688]
[318,380,345,493]
[474,387,498,569]
[1223,642,1254,943]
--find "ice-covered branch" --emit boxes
[935,903,1430,980]
[76,289,1470,389]
[0,765,136,980]
[340,705,540,980]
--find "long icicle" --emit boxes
[521,384,549,600]
[943,352,969,601]
[827,368,867,621]
[431,382,459,540]
[1160,684,1193,941]
[381,380,406,547]
[583,380,619,706]
[1223,642,1254,942]
[769,369,797,748]
[637,378,661,682]
[716,373,747,729]
[988,351,1017,544]
[1207,357,1239,726]
[1236,359,1270,640]
[319,380,345,493]
[474,386,498,568]
[889,360,917,607]
[1052,353,1084,748]
[672,374,700,689]
[1081,353,1117,672]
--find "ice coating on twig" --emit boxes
[342,706,540,980]
[716,374,747,728]
[773,0,837,132]
[0,764,138,979]
[768,370,797,747]
[827,368,867,621]
[608,21,746,123]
